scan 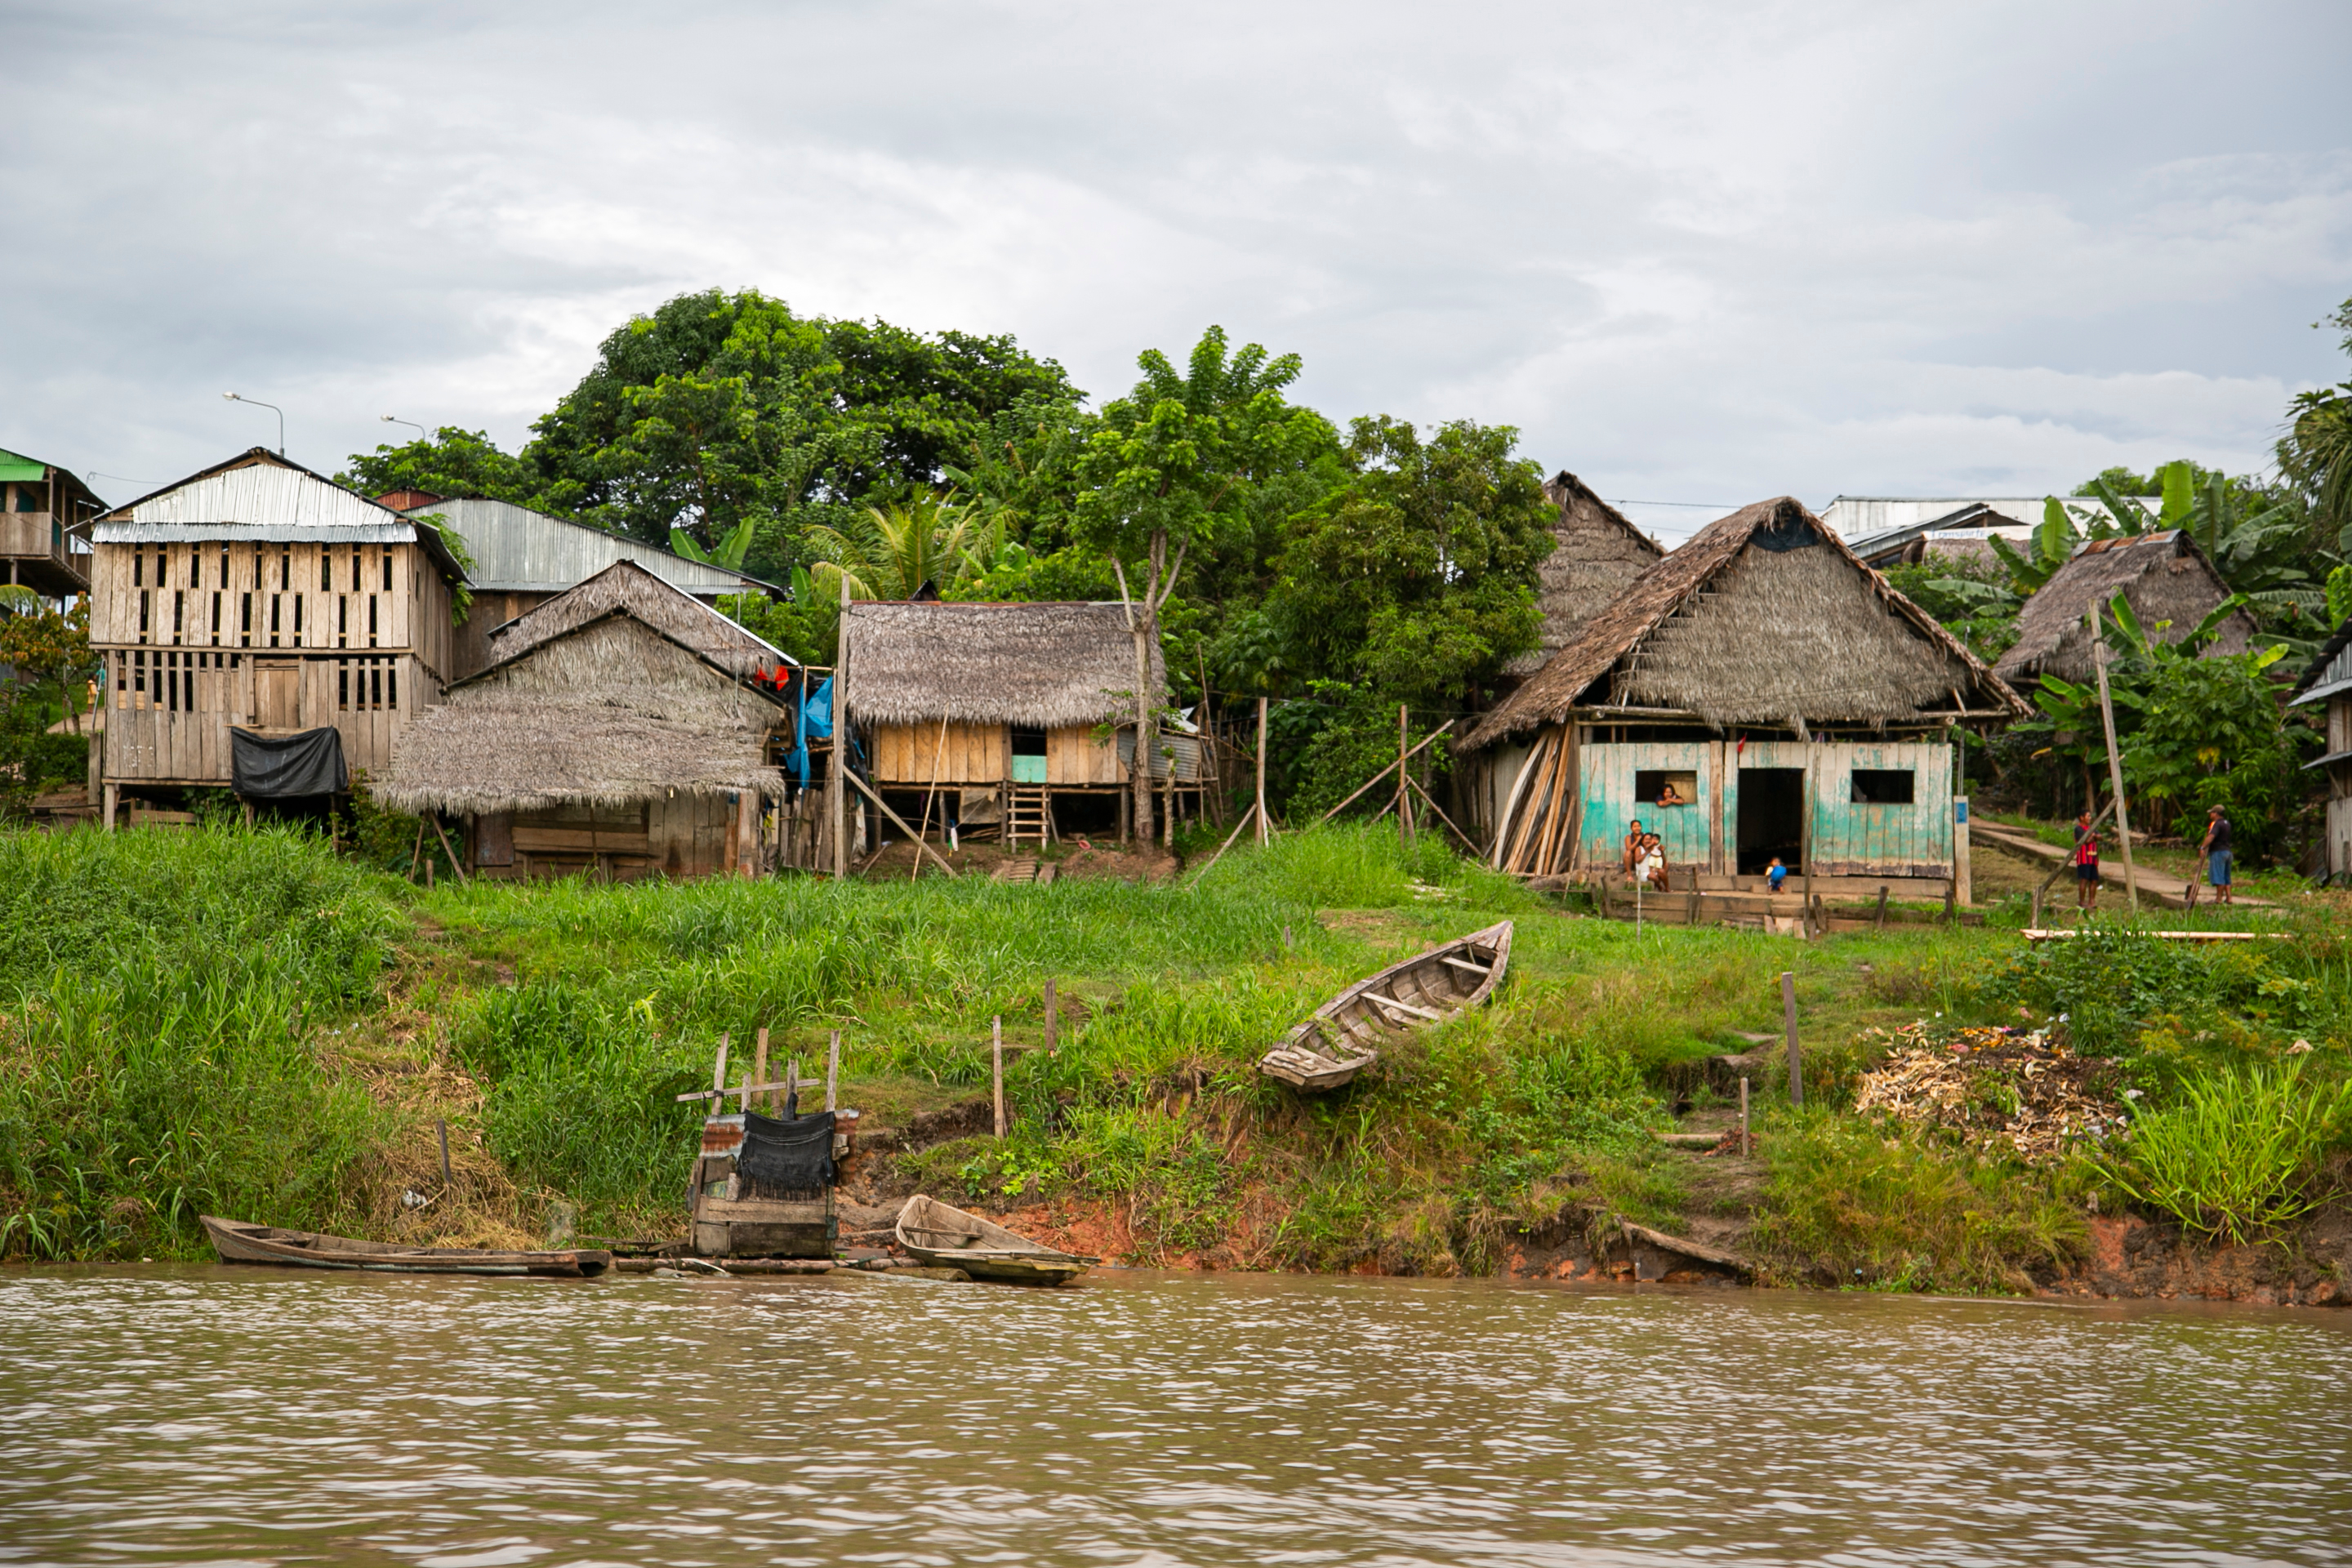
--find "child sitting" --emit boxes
[1766,856,1788,893]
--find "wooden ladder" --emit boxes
[1007,786,1052,846]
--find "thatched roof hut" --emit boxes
[483,559,789,679]
[1461,497,2025,751]
[1505,470,1664,676]
[380,564,788,817]
[1992,530,2254,687]
[840,600,1160,727]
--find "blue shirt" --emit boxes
[1767,866,1787,890]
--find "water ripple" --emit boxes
[0,1268,2345,1566]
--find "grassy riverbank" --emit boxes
[4,823,2348,1292]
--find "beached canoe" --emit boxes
[201,1216,612,1277]
[1259,919,1513,1092]
[893,1194,1098,1286]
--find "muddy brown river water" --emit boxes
[0,1266,2345,1566]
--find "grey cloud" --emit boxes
[0,0,2345,538]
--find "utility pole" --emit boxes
[2091,624,2139,915]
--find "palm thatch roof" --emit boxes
[1504,471,1664,676]
[840,600,1161,727]
[1460,497,2026,751]
[483,558,790,677]
[1993,530,2254,686]
[378,575,788,815]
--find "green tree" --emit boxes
[338,427,542,507]
[522,290,1077,573]
[2279,297,2352,568]
[804,492,992,603]
[1075,327,1337,841]
[1264,416,1552,710]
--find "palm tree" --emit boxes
[804,492,994,602]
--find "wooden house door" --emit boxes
[255,661,301,728]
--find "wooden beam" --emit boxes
[843,768,958,877]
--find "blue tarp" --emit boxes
[785,675,832,788]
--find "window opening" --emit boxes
[1851,769,1915,804]
[1634,769,1698,808]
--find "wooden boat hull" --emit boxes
[201,1216,611,1277]
[1260,920,1513,1093]
[893,1194,1097,1286]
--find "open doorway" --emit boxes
[1737,767,1803,874]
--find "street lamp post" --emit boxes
[222,392,284,455]
[381,415,426,441]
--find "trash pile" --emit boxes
[1853,1020,2130,1163]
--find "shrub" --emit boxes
[2100,1061,2352,1244]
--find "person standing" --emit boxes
[2200,804,2234,906]
[2072,811,2101,915]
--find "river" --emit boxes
[0,1266,2344,1566]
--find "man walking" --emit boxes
[2200,804,2234,906]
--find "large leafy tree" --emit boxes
[1075,327,1337,841]
[339,427,541,507]
[1266,416,1552,708]
[523,291,1078,575]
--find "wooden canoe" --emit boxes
[893,1194,1098,1286]
[1259,919,1513,1092]
[201,1216,612,1278]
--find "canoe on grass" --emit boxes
[1258,919,1514,1093]
[893,1194,1098,1286]
[201,1216,612,1277]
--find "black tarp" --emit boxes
[736,1107,835,1198]
[230,726,349,798]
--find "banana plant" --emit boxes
[1988,498,2087,594]
[669,513,759,572]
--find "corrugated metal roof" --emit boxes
[95,449,465,581]
[0,448,46,483]
[400,497,772,598]
[93,520,416,546]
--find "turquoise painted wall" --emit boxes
[1573,737,1953,877]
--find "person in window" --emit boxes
[2199,805,2234,905]
[1622,817,1645,875]
[2072,811,2101,915]
[1657,780,1685,808]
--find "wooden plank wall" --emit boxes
[101,648,433,783]
[1047,724,1122,786]
[90,539,446,672]
[1564,737,1956,880]
[871,721,1008,784]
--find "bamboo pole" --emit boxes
[826,1029,840,1111]
[913,715,949,883]
[1044,979,1058,1057]
[754,1027,769,1111]
[843,768,957,876]
[430,814,468,886]
[2092,634,2140,915]
[1396,704,1411,849]
[1316,722,1457,826]
[1500,729,1560,874]
[1254,697,1269,846]
[831,576,849,877]
[1406,773,1477,853]
[1488,734,1543,869]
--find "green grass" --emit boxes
[3,819,2349,1281]
[2100,1061,2352,1244]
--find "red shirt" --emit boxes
[2073,829,2099,867]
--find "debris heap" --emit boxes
[1854,1022,2129,1163]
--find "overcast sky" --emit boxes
[2,1,2346,541]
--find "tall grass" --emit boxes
[0,827,400,1258]
[2100,1062,2352,1244]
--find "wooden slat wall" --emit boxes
[1047,724,1121,786]
[1807,739,1951,878]
[1573,740,1716,871]
[871,721,1008,784]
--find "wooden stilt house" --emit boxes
[0,446,100,596]
[1456,497,2026,898]
[380,560,796,880]
[837,600,1183,843]
[85,449,466,820]
[2293,617,2352,884]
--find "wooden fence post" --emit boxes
[1781,972,1802,1107]
[826,1029,840,1111]
[991,1017,1006,1138]
[1255,697,1270,846]
[1043,980,1058,1057]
